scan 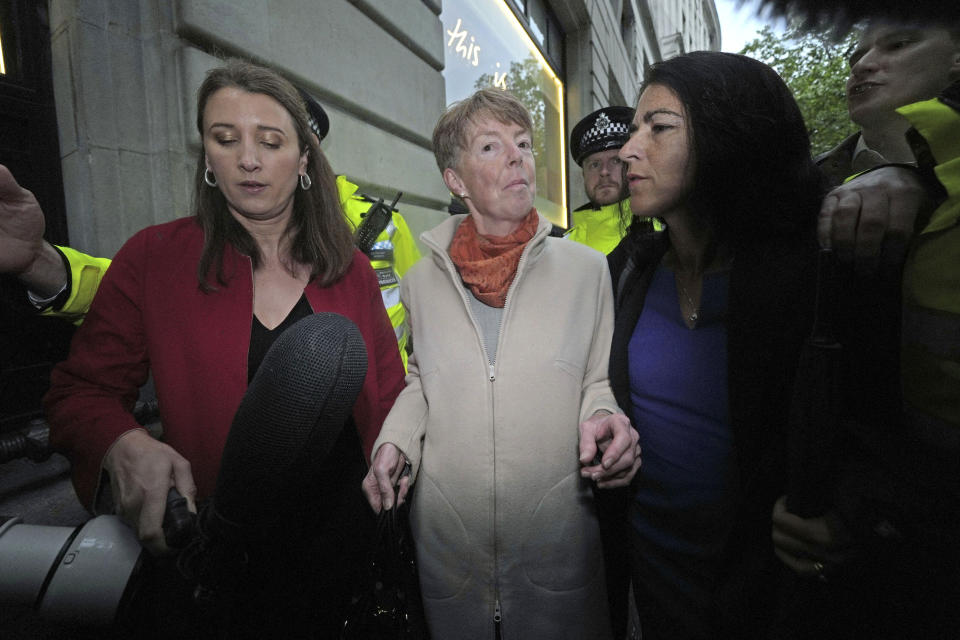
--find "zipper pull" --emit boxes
[488,364,495,381]
[494,598,502,623]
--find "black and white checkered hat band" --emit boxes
[580,119,629,150]
[306,114,322,142]
[571,106,633,164]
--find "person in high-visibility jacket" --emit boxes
[814,21,960,187]
[336,174,420,368]
[4,87,420,368]
[565,106,661,254]
[770,19,960,634]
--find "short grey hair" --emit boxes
[431,88,534,172]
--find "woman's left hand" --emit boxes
[578,412,641,488]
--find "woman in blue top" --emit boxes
[607,52,825,639]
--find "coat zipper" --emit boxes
[488,243,533,634]
[424,220,542,635]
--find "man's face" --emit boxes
[847,24,960,129]
[582,148,625,206]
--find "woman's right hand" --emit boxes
[103,428,197,555]
[362,443,410,513]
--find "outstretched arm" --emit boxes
[0,164,67,296]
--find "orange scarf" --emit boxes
[448,209,539,308]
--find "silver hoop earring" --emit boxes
[460,192,468,199]
[299,174,312,190]
[204,169,217,187]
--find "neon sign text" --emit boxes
[446,18,480,67]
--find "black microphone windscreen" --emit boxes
[754,0,956,32]
[212,312,368,531]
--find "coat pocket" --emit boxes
[553,356,586,380]
[409,472,474,600]
[554,334,588,381]
[521,472,604,591]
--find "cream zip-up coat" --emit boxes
[374,213,619,640]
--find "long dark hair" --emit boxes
[639,51,826,248]
[193,59,354,290]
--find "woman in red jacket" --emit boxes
[43,59,405,636]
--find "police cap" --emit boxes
[570,106,633,166]
[296,87,330,142]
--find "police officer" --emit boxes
[565,106,637,255]
[815,20,960,186]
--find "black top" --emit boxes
[248,294,313,383]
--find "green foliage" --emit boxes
[475,57,547,174]
[740,25,860,155]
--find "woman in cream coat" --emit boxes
[363,89,641,640]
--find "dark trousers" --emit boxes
[627,528,713,640]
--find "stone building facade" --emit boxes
[12,0,720,259]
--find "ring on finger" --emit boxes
[812,560,828,583]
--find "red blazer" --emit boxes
[45,217,405,509]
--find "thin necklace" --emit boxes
[676,276,699,327]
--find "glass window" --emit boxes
[547,15,563,66]
[0,4,17,77]
[441,0,567,226]
[527,0,548,47]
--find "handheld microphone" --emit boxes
[211,312,368,531]
[180,312,369,630]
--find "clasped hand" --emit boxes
[578,411,641,489]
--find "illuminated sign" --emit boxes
[446,18,480,67]
[492,63,507,90]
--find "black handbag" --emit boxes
[340,499,429,639]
